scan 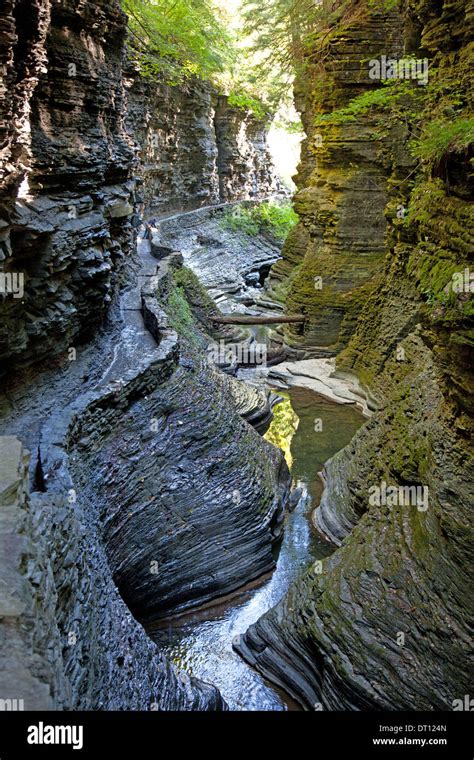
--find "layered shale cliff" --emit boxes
[0,0,285,710]
[237,0,474,709]
[0,436,226,710]
[0,0,277,372]
[267,3,405,356]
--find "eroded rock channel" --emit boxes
[153,388,364,710]
[141,206,366,711]
[0,200,367,710]
[0,205,294,709]
[1,0,472,716]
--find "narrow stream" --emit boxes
[151,387,363,710]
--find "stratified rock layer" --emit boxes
[267,5,405,356]
[237,0,473,710]
[0,436,225,710]
[74,353,289,623]
[0,0,277,373]
[150,204,281,306]
[0,220,290,709]
[237,332,473,709]
[0,0,284,711]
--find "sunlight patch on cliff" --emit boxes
[264,395,299,470]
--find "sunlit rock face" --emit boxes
[125,85,278,215]
[267,5,405,357]
[213,96,278,203]
[237,0,474,710]
[0,0,277,375]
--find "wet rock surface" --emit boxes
[150,204,282,310]
[0,0,286,708]
[0,221,290,709]
[0,241,226,709]
[2,0,471,717]
[0,436,226,710]
[237,336,473,709]
[147,204,288,366]
[157,389,364,711]
[66,240,290,624]
[75,353,290,623]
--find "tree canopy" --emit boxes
[121,0,326,115]
[122,0,235,85]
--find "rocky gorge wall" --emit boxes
[0,436,225,710]
[0,0,277,375]
[0,0,285,711]
[266,3,406,356]
[236,0,473,709]
[2,0,471,717]
[0,214,290,709]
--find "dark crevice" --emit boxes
[32,446,47,492]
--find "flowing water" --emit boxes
[151,386,363,710]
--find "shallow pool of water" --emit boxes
[152,388,363,710]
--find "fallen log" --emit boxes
[212,314,306,325]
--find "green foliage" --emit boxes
[315,82,417,125]
[410,117,474,165]
[264,394,298,469]
[256,202,299,239]
[166,283,199,343]
[220,202,299,241]
[122,0,234,84]
[405,178,447,227]
[173,266,203,291]
[122,0,320,122]
[221,207,259,237]
[121,0,412,116]
[367,0,400,9]
[405,178,473,256]
[239,0,321,109]
[237,0,405,116]
[227,91,268,120]
[272,116,304,134]
[173,266,220,324]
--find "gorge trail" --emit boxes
[0,0,472,715]
[0,198,365,710]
